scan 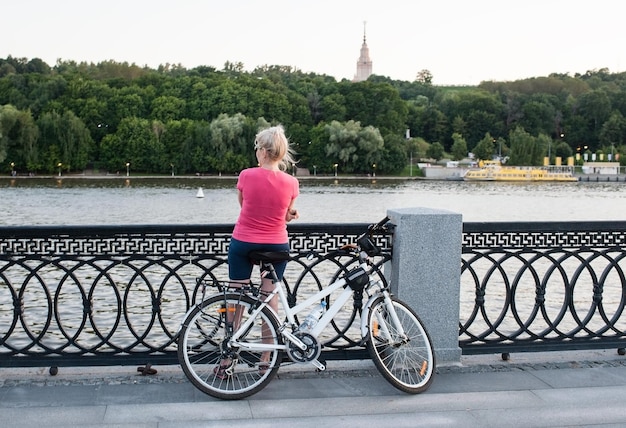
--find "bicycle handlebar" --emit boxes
[368,216,391,233]
[356,217,392,257]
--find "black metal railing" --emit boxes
[0,223,391,367]
[460,221,626,355]
[2,221,626,367]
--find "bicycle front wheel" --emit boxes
[177,293,282,400]
[366,296,435,394]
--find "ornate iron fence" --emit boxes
[460,221,626,355]
[0,223,391,367]
[2,221,626,367]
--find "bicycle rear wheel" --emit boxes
[366,296,435,394]
[177,293,282,400]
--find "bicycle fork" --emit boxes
[360,282,408,345]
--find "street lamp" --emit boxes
[57,162,62,177]
[313,165,317,176]
[333,163,338,177]
[372,163,376,177]
[126,162,130,177]
[10,162,15,176]
[170,163,174,177]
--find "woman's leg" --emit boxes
[258,276,278,373]
[216,240,255,377]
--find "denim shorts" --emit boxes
[227,238,290,280]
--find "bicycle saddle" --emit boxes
[248,250,292,263]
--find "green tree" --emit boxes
[554,141,573,162]
[319,92,347,123]
[324,120,384,174]
[599,112,626,149]
[408,105,448,148]
[342,81,407,136]
[472,133,496,162]
[439,89,504,149]
[425,142,445,160]
[450,133,468,160]
[0,104,38,172]
[100,117,164,173]
[150,96,186,122]
[507,127,543,166]
[37,110,94,173]
[518,96,556,136]
[378,133,408,174]
[206,113,263,174]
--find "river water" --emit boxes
[1,176,625,225]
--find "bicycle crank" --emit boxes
[286,332,322,365]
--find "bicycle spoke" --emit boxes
[367,296,435,394]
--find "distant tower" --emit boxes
[353,21,373,82]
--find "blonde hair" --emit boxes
[254,125,296,171]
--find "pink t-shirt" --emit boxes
[232,167,299,243]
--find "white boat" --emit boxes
[196,187,204,198]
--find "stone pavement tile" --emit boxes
[0,384,99,408]
[94,382,199,405]
[471,400,626,428]
[102,401,251,425]
[530,366,626,389]
[532,384,626,406]
[250,373,400,400]
[2,405,107,428]
[428,370,550,394]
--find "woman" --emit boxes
[217,125,299,378]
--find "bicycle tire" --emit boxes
[366,296,435,394]
[177,293,282,400]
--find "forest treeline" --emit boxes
[1,55,625,176]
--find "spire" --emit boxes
[363,21,367,43]
[353,21,373,82]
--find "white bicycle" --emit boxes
[177,217,436,400]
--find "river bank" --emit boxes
[5,171,626,183]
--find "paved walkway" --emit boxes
[2,350,626,427]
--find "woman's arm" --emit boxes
[285,198,299,222]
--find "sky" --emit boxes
[3,0,625,86]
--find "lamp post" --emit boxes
[126,162,130,177]
[372,163,376,177]
[170,163,174,177]
[57,162,62,177]
[333,163,338,177]
[10,162,15,176]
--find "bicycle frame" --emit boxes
[228,258,400,368]
[229,265,355,355]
